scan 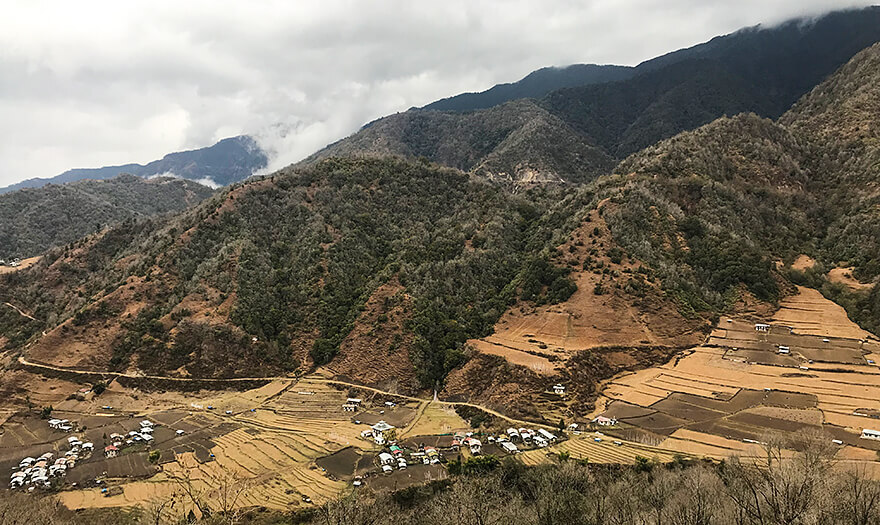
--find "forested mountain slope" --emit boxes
[0,158,588,388]
[305,100,614,183]
[0,174,214,260]
[420,64,634,112]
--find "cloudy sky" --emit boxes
[0,0,874,187]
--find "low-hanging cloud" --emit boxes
[0,0,874,186]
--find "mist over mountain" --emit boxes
[0,136,267,194]
[307,6,880,183]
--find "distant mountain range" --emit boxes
[307,6,880,183]
[0,135,268,194]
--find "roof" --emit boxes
[104,445,118,452]
[371,420,395,432]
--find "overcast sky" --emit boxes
[0,0,874,187]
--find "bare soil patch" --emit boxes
[0,256,40,274]
[828,267,873,290]
[791,254,816,271]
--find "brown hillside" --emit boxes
[325,278,420,394]
[469,203,707,370]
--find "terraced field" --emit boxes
[518,434,681,466]
[597,288,880,466]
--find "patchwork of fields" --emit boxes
[596,287,880,466]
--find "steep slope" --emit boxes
[0,136,268,193]
[0,174,214,260]
[544,6,880,158]
[421,64,634,112]
[305,100,614,183]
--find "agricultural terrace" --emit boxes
[595,287,880,468]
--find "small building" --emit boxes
[342,404,357,412]
[466,438,482,455]
[346,398,362,405]
[378,452,395,466]
[500,441,519,454]
[140,420,154,428]
[755,323,770,332]
[861,429,880,440]
[778,346,790,355]
[553,384,566,395]
[370,420,395,445]
[592,416,618,427]
[397,457,407,470]
[506,428,521,442]
[382,464,393,474]
[104,445,118,458]
[537,429,557,442]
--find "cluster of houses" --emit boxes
[503,427,558,449]
[105,420,159,457]
[9,439,93,489]
[378,443,442,474]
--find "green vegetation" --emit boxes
[0,174,214,260]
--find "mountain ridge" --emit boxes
[0,135,268,194]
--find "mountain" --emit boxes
[305,7,880,183]
[0,174,214,260]
[305,99,615,183]
[0,135,268,194]
[420,64,634,112]
[3,24,880,423]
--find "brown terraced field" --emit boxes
[596,287,880,467]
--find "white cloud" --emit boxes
[0,0,874,185]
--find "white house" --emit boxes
[370,421,395,445]
[537,429,557,442]
[466,438,482,455]
[755,323,770,332]
[592,416,618,427]
[506,428,521,441]
[553,384,566,395]
[500,441,519,454]
[378,452,395,466]
[778,346,790,355]
[861,429,880,440]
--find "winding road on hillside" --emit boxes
[2,301,38,322]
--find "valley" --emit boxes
[2,6,880,523]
